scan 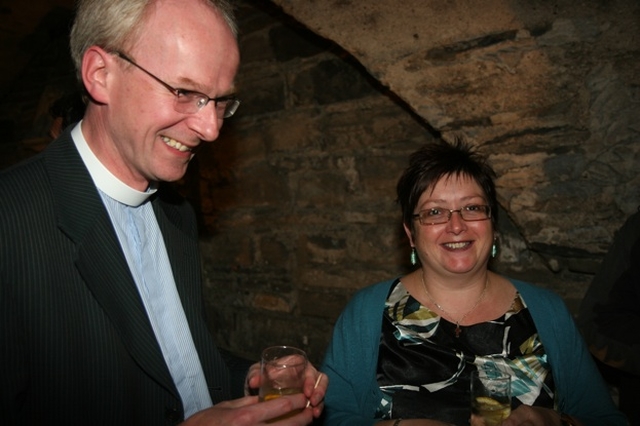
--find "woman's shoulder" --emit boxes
[340,278,398,314]
[354,277,402,299]
[510,278,556,296]
[347,278,395,303]
[331,278,400,341]
[509,278,570,313]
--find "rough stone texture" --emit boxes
[201,0,640,361]
[0,1,638,364]
[270,0,640,250]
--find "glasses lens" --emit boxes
[222,99,240,118]
[418,210,447,225]
[172,92,201,114]
[173,94,240,118]
[461,206,490,221]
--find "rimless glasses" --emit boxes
[113,51,240,119]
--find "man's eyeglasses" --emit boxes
[412,205,491,226]
[113,51,240,119]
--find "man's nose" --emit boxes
[190,103,223,142]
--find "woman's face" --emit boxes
[405,174,494,278]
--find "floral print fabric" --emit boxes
[375,279,556,425]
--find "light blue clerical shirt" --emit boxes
[71,123,212,418]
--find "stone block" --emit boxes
[251,292,292,313]
[270,23,330,62]
[258,237,290,267]
[299,289,348,320]
[200,234,254,268]
[260,112,323,152]
[239,32,274,64]
[291,58,379,106]
[298,267,398,292]
[236,69,286,116]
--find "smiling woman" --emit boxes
[320,139,627,426]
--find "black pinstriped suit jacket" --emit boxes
[0,128,233,425]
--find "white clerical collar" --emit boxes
[71,122,157,207]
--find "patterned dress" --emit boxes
[375,279,556,425]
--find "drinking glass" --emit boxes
[259,346,308,422]
[470,369,512,426]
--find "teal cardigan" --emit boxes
[321,278,627,426]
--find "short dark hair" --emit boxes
[396,138,498,234]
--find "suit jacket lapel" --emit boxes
[45,132,179,398]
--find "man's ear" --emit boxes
[81,46,113,104]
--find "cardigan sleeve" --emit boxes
[321,280,394,426]
[514,280,628,426]
[578,211,640,376]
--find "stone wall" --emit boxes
[0,1,638,364]
[194,2,437,362]
[269,1,640,255]
[195,1,640,363]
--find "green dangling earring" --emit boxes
[410,247,418,265]
[491,241,498,258]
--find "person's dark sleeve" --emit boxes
[593,237,640,346]
[577,211,640,376]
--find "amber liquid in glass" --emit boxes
[260,387,304,423]
[471,396,511,426]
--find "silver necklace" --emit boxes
[420,273,489,338]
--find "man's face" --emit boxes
[99,0,240,190]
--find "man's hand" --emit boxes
[181,394,313,425]
[245,360,327,419]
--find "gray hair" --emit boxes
[69,0,237,82]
